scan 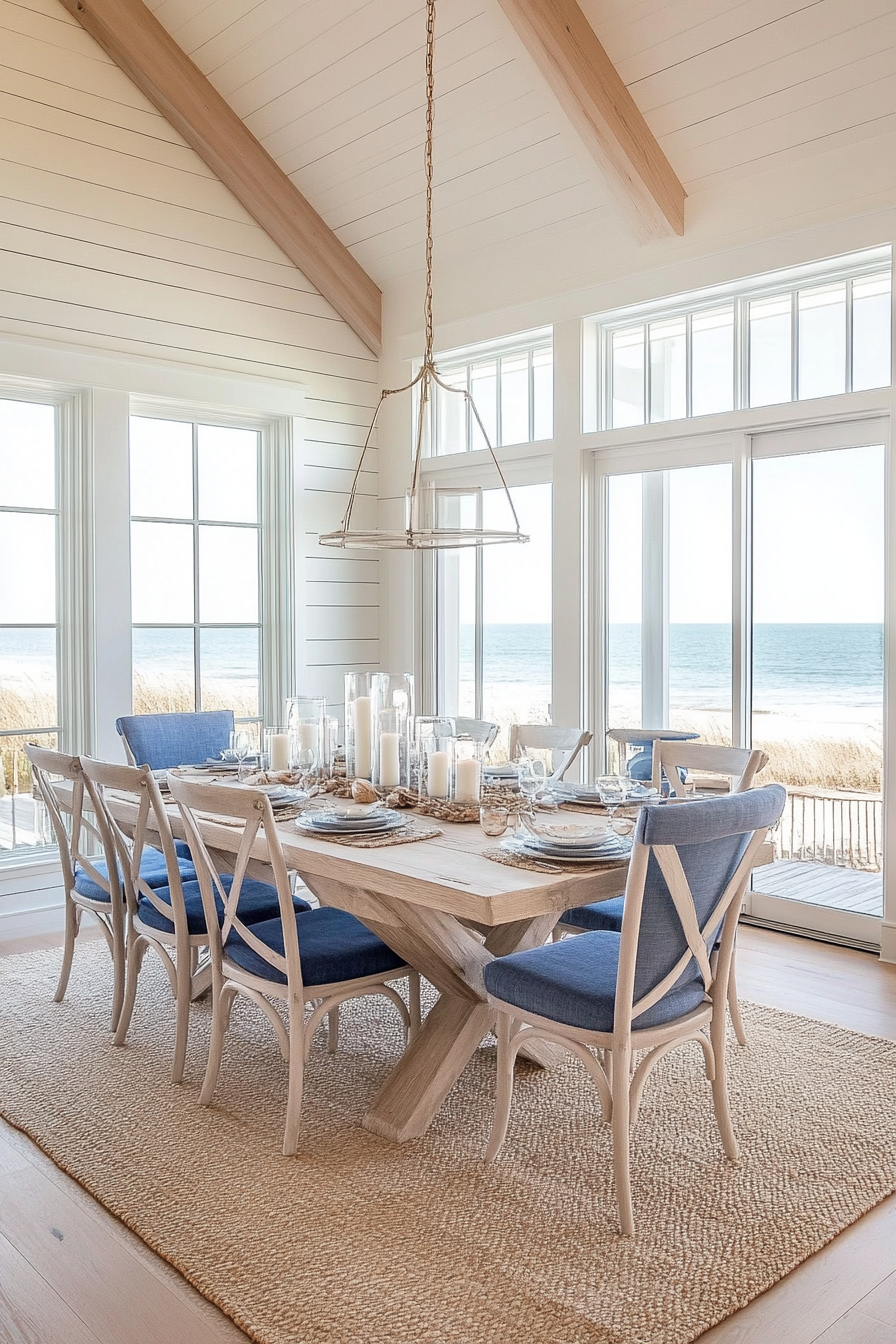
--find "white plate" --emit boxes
[296,810,405,836]
[520,819,609,847]
[505,837,631,865]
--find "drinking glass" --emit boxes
[597,774,627,829]
[229,729,251,782]
[518,758,546,813]
[479,805,509,837]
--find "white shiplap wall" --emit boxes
[0,0,381,724]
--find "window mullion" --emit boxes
[192,422,201,711]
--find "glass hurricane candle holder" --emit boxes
[344,672,375,780]
[285,696,326,777]
[415,718,455,801]
[453,735,484,804]
[370,672,414,790]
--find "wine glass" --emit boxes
[518,758,546,815]
[597,774,628,831]
[229,730,251,782]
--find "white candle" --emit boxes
[379,732,401,788]
[269,733,289,772]
[353,697,372,778]
[427,750,450,798]
[296,723,316,751]
[455,757,481,803]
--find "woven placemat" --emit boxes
[483,845,629,875]
[301,819,443,848]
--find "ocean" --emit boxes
[0,624,885,722]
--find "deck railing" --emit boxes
[776,787,882,872]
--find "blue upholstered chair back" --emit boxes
[115,710,235,771]
[625,785,785,1011]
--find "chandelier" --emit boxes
[319,0,530,551]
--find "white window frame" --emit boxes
[584,246,892,433]
[424,326,554,456]
[0,385,93,866]
[128,404,295,734]
[587,411,891,949]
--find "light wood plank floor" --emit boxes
[1,925,896,1344]
[754,860,884,916]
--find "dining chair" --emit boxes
[606,727,698,779]
[168,774,422,1155]
[25,745,129,1029]
[484,784,786,1235]
[651,741,769,798]
[507,725,592,782]
[80,757,303,1083]
[115,710,235,771]
[455,717,499,751]
[555,743,771,1046]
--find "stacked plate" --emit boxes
[502,825,631,865]
[262,786,306,812]
[296,806,405,837]
[554,781,659,805]
[483,763,519,781]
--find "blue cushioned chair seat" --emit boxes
[483,930,707,1034]
[74,847,197,903]
[137,874,311,936]
[560,895,625,933]
[224,905,405,988]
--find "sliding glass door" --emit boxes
[596,418,887,946]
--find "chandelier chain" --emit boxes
[423,0,435,363]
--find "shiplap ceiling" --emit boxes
[143,0,896,287]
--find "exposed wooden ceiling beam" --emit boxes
[58,0,382,353]
[494,0,685,240]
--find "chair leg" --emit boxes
[171,949,193,1084]
[327,1006,339,1054]
[611,1044,635,1236]
[110,918,127,1035]
[53,898,80,1004]
[485,1012,516,1163]
[283,998,306,1157]
[728,968,747,1046]
[710,1003,740,1164]
[112,935,147,1048]
[407,970,422,1041]
[200,983,237,1107]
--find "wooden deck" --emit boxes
[753,860,883,916]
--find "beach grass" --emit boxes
[1,682,883,796]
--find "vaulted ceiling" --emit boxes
[142,0,895,291]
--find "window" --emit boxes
[129,416,263,737]
[0,398,58,854]
[436,482,552,755]
[427,329,553,455]
[586,248,892,430]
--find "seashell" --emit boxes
[351,778,379,803]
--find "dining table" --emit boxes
[100,781,636,1144]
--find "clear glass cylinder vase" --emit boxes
[285,696,326,777]
[370,672,414,790]
[415,717,456,801]
[453,735,484,803]
[344,672,375,780]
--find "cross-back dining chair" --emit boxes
[168,774,421,1155]
[25,745,129,1029]
[606,727,698,779]
[483,784,786,1236]
[115,710,235,771]
[555,743,771,1046]
[80,757,299,1083]
[507,725,592,782]
[651,741,769,798]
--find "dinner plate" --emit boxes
[520,818,609,847]
[503,836,631,864]
[296,810,405,836]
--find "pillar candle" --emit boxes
[269,733,289,772]
[353,697,372,778]
[295,723,317,751]
[455,757,481,803]
[379,732,401,788]
[427,750,450,798]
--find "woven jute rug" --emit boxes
[2,943,896,1344]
